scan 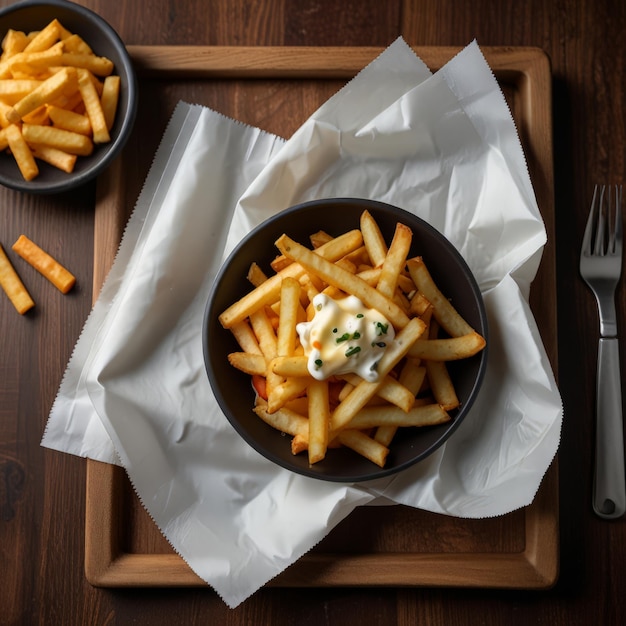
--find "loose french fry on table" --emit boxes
[0,243,35,314]
[12,234,75,294]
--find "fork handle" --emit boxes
[593,337,625,519]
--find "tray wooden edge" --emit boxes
[86,45,559,590]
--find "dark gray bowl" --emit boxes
[0,0,137,193]
[203,198,488,482]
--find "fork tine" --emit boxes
[613,184,623,256]
[593,184,606,255]
[582,184,599,256]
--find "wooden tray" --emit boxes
[86,45,558,589]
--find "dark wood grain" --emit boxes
[1,1,625,625]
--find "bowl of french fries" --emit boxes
[0,0,137,193]
[204,198,488,482]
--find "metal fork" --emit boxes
[580,184,624,519]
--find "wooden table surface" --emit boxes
[1,1,624,624]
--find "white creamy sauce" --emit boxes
[296,294,395,382]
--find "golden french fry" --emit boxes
[12,234,75,293]
[0,126,8,150]
[270,355,310,378]
[407,256,477,338]
[409,331,486,361]
[360,209,388,267]
[425,359,459,411]
[77,68,109,143]
[376,222,412,298]
[247,261,268,287]
[60,33,93,55]
[276,276,301,357]
[0,243,35,314]
[227,352,267,376]
[309,230,333,248]
[307,379,330,464]
[0,79,42,103]
[348,403,450,430]
[61,53,114,77]
[336,430,389,468]
[275,234,411,330]
[22,122,93,156]
[46,104,91,135]
[1,29,29,60]
[229,320,263,355]
[100,75,119,131]
[253,399,309,437]
[5,124,38,181]
[31,144,77,173]
[23,19,61,53]
[265,377,310,415]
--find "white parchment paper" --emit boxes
[42,39,562,608]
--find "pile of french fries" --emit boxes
[0,18,120,180]
[218,209,486,469]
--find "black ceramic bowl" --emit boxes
[0,0,137,193]
[203,198,488,482]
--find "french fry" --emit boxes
[1,29,29,61]
[100,75,120,131]
[61,53,114,77]
[276,276,301,357]
[253,399,309,438]
[348,403,451,430]
[336,430,389,468]
[409,331,486,361]
[0,79,42,103]
[5,124,38,181]
[247,261,268,287]
[0,243,35,314]
[425,359,459,410]
[376,222,412,298]
[22,123,93,156]
[31,144,77,173]
[360,209,388,267]
[46,104,91,135]
[227,352,267,376]
[23,19,61,53]
[12,234,75,293]
[270,355,310,378]
[307,379,330,464]
[77,68,109,143]
[407,256,476,338]
[265,377,310,415]
[60,33,93,55]
[229,320,263,355]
